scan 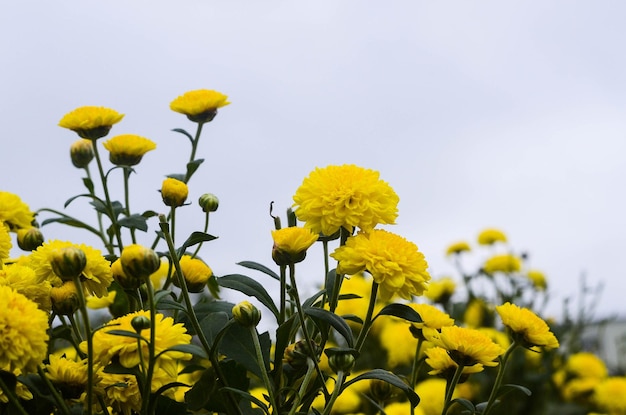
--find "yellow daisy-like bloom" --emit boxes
[445,241,471,256]
[89,310,192,376]
[477,228,507,245]
[45,355,88,399]
[553,352,608,394]
[28,240,112,297]
[0,191,35,231]
[0,264,52,311]
[425,346,485,377]
[271,226,318,265]
[415,378,472,415]
[407,303,454,340]
[86,290,117,309]
[424,325,504,367]
[463,298,491,328]
[0,286,49,372]
[59,106,124,139]
[593,377,626,415]
[170,89,230,123]
[175,255,214,293]
[496,302,559,350]
[483,253,522,274]
[477,327,511,351]
[102,134,157,166]
[377,317,418,367]
[424,277,456,304]
[161,177,188,207]
[331,229,430,301]
[526,269,547,290]
[0,223,11,264]
[293,164,399,236]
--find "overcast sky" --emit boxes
[2,1,625,320]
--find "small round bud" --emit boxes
[283,340,320,369]
[370,379,394,402]
[111,258,141,290]
[271,227,318,266]
[50,281,80,316]
[50,247,87,281]
[198,193,219,213]
[161,178,188,208]
[173,255,213,293]
[17,227,45,251]
[232,301,261,327]
[131,315,151,333]
[325,347,358,374]
[69,139,95,168]
[120,244,160,281]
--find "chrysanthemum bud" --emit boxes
[50,281,80,315]
[161,178,188,208]
[283,340,320,369]
[69,139,94,168]
[110,258,141,289]
[173,255,213,293]
[198,193,219,213]
[271,227,318,266]
[325,347,358,374]
[370,379,394,402]
[17,227,45,251]
[120,244,160,282]
[232,301,261,327]
[131,315,151,333]
[50,247,87,281]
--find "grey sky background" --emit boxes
[2,1,625,320]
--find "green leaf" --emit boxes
[167,173,186,181]
[497,383,532,398]
[177,231,218,256]
[374,303,422,323]
[450,398,475,412]
[237,261,280,281]
[142,209,159,218]
[154,394,188,415]
[186,159,204,178]
[185,368,217,411]
[303,307,354,348]
[220,324,270,379]
[199,312,231,347]
[105,329,146,341]
[49,324,74,343]
[302,289,326,309]
[40,216,100,236]
[325,269,337,304]
[117,214,149,232]
[220,387,269,415]
[103,361,141,376]
[90,199,108,215]
[274,315,297,369]
[82,177,94,193]
[218,274,279,321]
[64,193,97,208]
[156,297,187,313]
[159,343,208,360]
[341,369,420,408]
[172,128,194,143]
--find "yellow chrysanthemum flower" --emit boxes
[562,377,603,403]
[477,327,511,351]
[445,241,471,256]
[59,106,124,139]
[425,346,484,377]
[553,352,608,391]
[526,269,547,290]
[170,89,230,123]
[463,298,492,328]
[477,228,507,245]
[88,310,192,376]
[0,223,11,264]
[407,303,454,340]
[161,177,188,207]
[415,378,471,415]
[496,302,559,350]
[0,191,35,231]
[311,373,366,414]
[332,273,381,330]
[271,226,318,265]
[483,253,522,274]
[331,229,430,301]
[28,240,113,297]
[45,355,89,399]
[593,377,626,415]
[377,317,418,367]
[384,401,425,415]
[86,290,117,309]
[0,286,49,372]
[424,325,504,367]
[176,255,214,293]
[293,164,399,236]
[102,134,157,166]
[0,264,52,311]
[424,276,456,304]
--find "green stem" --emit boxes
[37,366,73,415]
[170,207,177,248]
[123,167,137,244]
[0,374,29,415]
[328,230,349,313]
[286,358,316,415]
[250,326,278,414]
[483,342,518,415]
[187,122,205,178]
[321,370,346,415]
[410,337,425,389]
[84,164,107,247]
[442,362,465,415]
[354,281,379,353]
[143,279,158,415]
[279,265,287,325]
[73,275,94,415]
[192,212,210,258]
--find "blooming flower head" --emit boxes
[103,134,157,166]
[425,346,485,377]
[477,228,507,245]
[593,377,626,415]
[0,264,52,311]
[45,355,89,399]
[170,89,230,123]
[483,253,522,274]
[424,325,504,367]
[415,378,472,415]
[526,269,547,290]
[496,302,559,350]
[161,177,188,207]
[0,191,35,231]
[28,240,113,297]
[0,223,10,265]
[424,277,456,304]
[377,317,418,367]
[463,298,492,328]
[88,310,192,376]
[175,255,214,292]
[446,241,471,256]
[293,164,399,236]
[59,106,124,139]
[0,286,49,372]
[331,229,430,301]
[271,226,318,265]
[553,352,608,390]
[407,303,455,340]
